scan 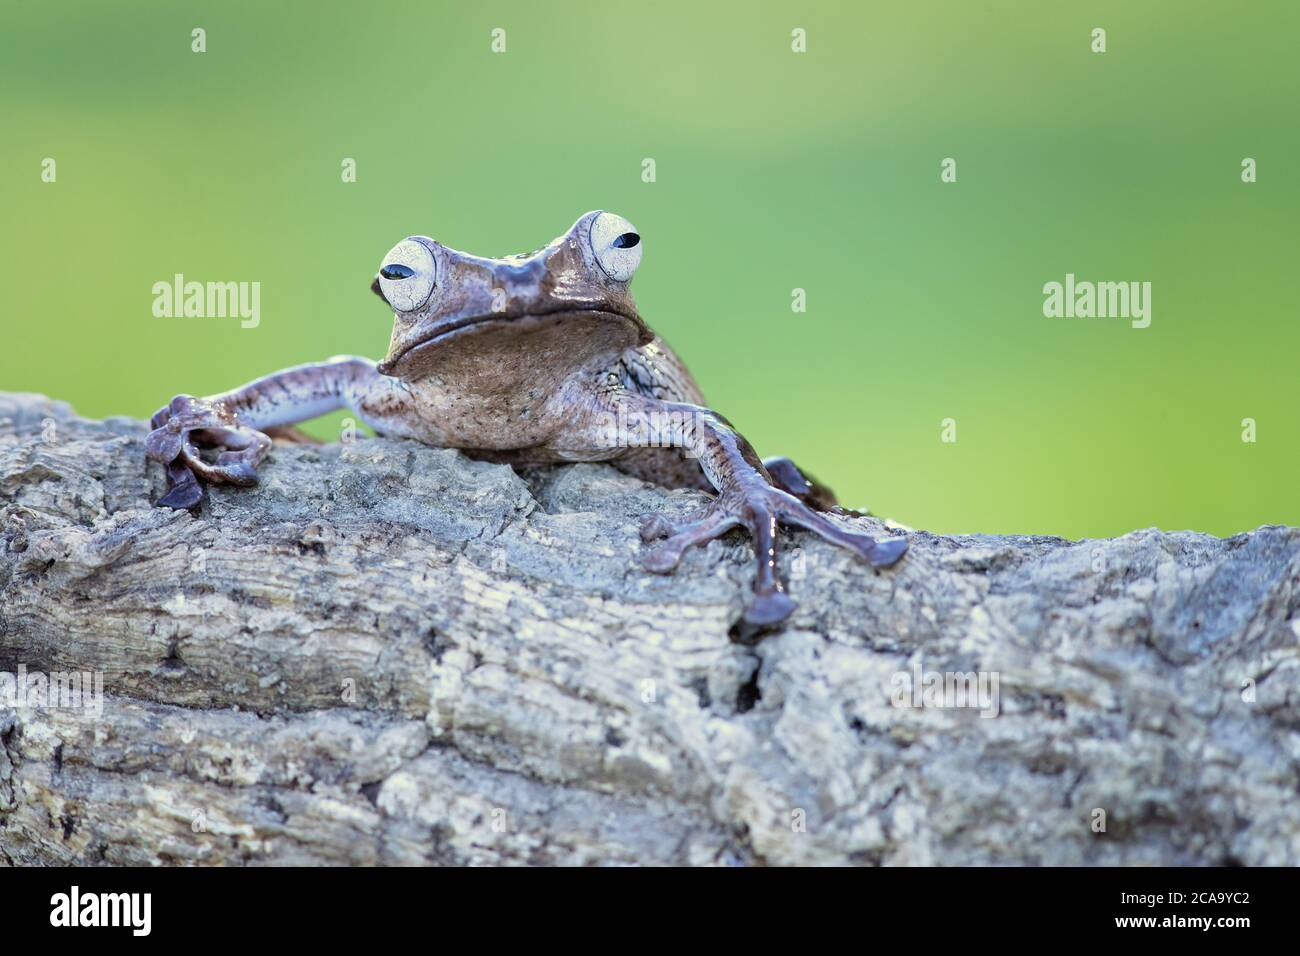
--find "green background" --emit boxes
[3,1,1296,537]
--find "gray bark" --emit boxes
[0,390,1297,866]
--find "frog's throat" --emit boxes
[378,307,649,377]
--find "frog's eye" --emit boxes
[377,238,436,312]
[589,212,642,283]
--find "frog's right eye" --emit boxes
[376,239,436,312]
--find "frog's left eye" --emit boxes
[377,239,436,312]
[589,212,643,283]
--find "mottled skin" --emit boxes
[146,211,907,627]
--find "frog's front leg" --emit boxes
[145,356,382,508]
[584,393,908,629]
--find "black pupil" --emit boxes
[612,232,640,249]
[381,263,416,280]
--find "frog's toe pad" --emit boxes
[639,512,740,574]
[213,457,260,486]
[638,513,678,543]
[866,535,909,568]
[743,591,795,628]
[157,463,203,510]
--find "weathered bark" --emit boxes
[0,391,1297,866]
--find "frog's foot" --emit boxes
[638,483,908,630]
[145,395,272,509]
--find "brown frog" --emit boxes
[146,211,907,628]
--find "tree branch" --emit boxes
[1,392,1297,865]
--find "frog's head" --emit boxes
[373,211,651,380]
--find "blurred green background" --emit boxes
[2,1,1297,537]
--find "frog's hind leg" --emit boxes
[146,356,381,508]
[592,393,907,632]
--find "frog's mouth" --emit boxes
[377,306,650,377]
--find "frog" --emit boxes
[145,211,908,628]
